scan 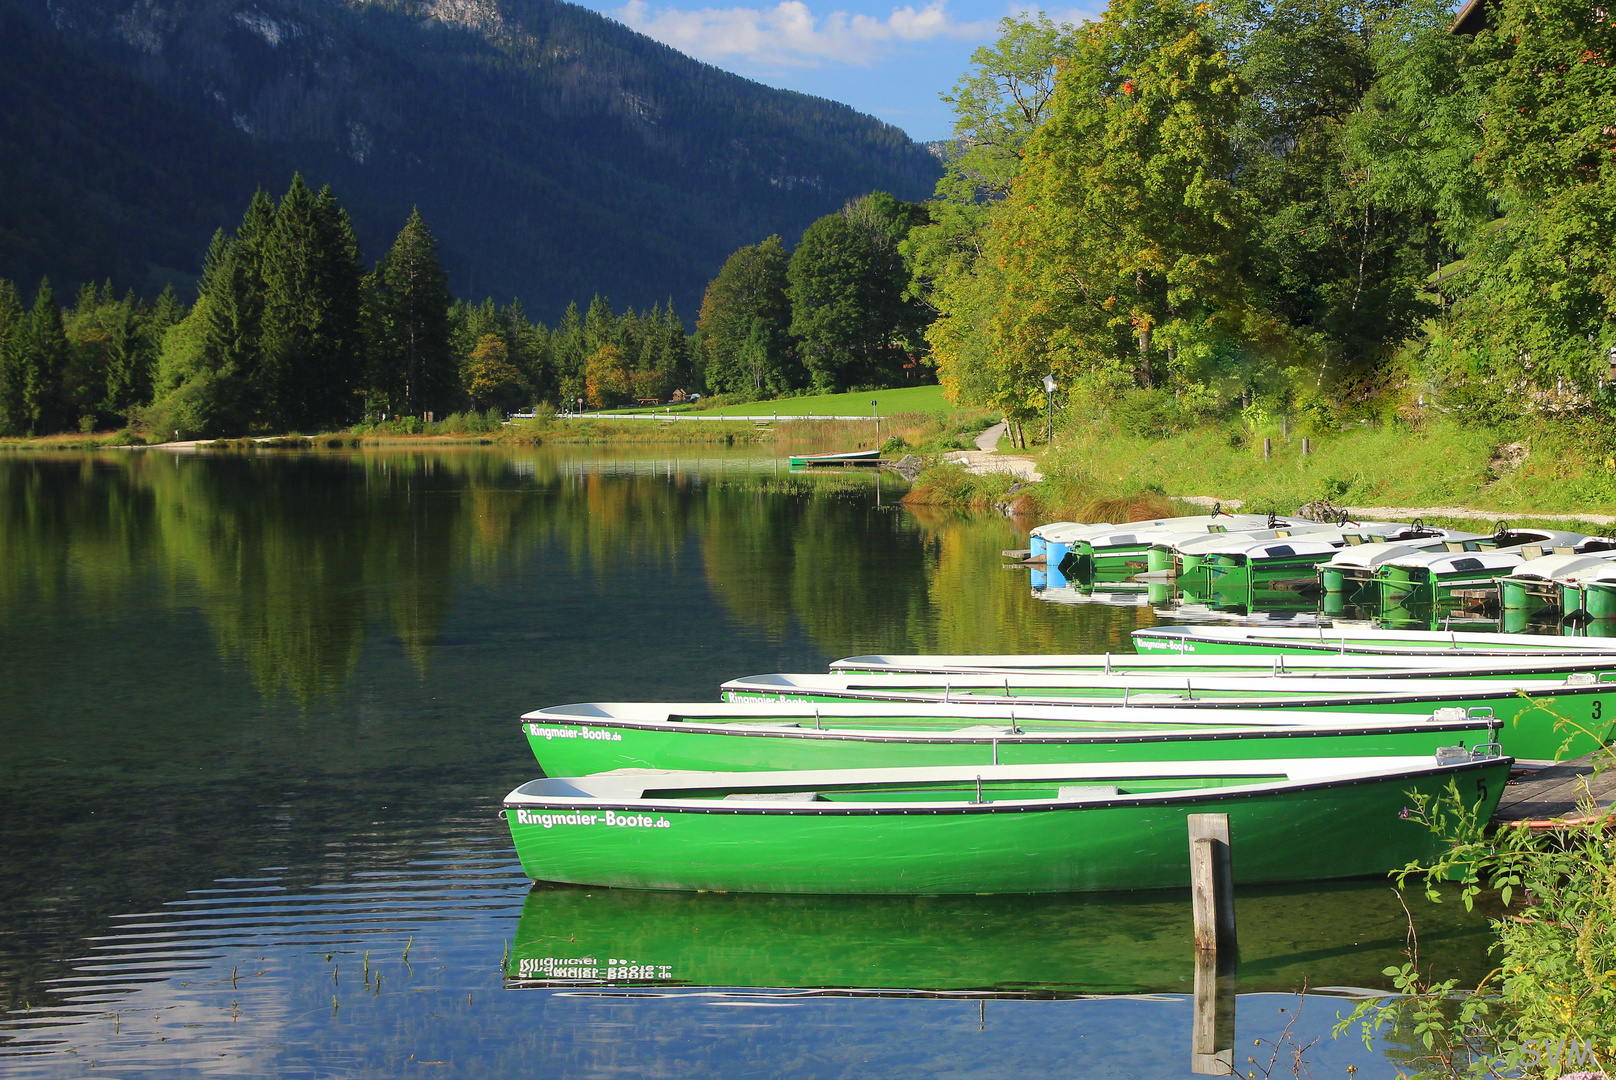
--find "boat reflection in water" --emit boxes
[1037,541,1600,637]
[505,879,1492,998]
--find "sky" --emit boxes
[567,0,1104,143]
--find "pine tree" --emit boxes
[19,280,71,435]
[208,190,275,421]
[369,208,454,418]
[503,299,552,407]
[259,176,364,431]
[192,230,256,433]
[552,302,586,408]
[583,296,620,358]
[659,302,694,395]
[102,297,138,419]
[0,279,24,436]
[150,285,186,338]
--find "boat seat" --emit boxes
[1553,546,1575,555]
[1057,785,1121,800]
[1520,545,1545,560]
[1344,534,1364,545]
[1443,541,1466,552]
[724,791,826,802]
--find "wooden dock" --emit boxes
[1493,753,1616,828]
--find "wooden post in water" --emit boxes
[1189,813,1236,953]
[1189,813,1237,1075]
[1192,949,1237,1074]
[1262,438,1271,462]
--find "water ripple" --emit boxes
[0,822,529,1072]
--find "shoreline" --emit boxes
[12,415,1616,531]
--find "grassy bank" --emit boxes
[600,383,953,417]
[908,415,1616,524]
[0,403,996,453]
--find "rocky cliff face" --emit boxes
[1,0,939,315]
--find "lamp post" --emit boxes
[1042,374,1057,445]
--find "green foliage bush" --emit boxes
[1111,388,1186,439]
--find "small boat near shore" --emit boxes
[1132,624,1616,656]
[518,700,1500,774]
[1318,535,1485,602]
[787,449,881,468]
[501,754,1512,894]
[1061,516,1309,580]
[1041,513,1269,585]
[829,651,1616,681]
[718,670,1614,761]
[1500,552,1616,615]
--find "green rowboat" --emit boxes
[718,670,1616,761]
[831,651,1616,681]
[1132,625,1616,657]
[519,701,1499,774]
[501,754,1512,894]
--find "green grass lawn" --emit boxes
[602,384,954,417]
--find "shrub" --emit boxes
[1073,491,1173,523]
[1111,389,1185,439]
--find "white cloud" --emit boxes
[616,0,996,67]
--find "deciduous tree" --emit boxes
[788,193,929,391]
[583,344,630,408]
[698,237,797,395]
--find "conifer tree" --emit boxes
[188,191,277,432]
[0,279,24,436]
[189,230,257,433]
[259,176,364,431]
[583,296,621,359]
[19,280,71,435]
[368,208,454,417]
[100,299,137,419]
[551,302,587,407]
[503,299,552,406]
[150,285,186,338]
[660,303,694,394]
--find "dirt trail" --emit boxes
[941,422,1044,481]
[1175,494,1616,527]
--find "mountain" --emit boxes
[0,0,941,318]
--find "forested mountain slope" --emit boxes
[0,0,940,317]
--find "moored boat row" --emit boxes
[1030,504,1616,625]
[490,507,1616,898]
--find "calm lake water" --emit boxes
[0,446,1490,1077]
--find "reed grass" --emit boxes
[919,414,1616,521]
